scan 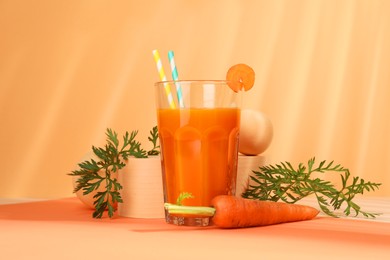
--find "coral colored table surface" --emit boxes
[0,197,389,260]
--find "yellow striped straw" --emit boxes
[152,49,176,109]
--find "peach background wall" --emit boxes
[1,0,389,198]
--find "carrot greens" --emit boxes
[242,157,382,218]
[147,126,160,156]
[69,127,160,218]
[176,192,194,205]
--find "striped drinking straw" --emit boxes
[152,49,176,109]
[168,50,184,108]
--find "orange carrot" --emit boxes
[211,195,319,228]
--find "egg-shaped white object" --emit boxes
[239,109,273,155]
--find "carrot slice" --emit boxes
[226,64,255,92]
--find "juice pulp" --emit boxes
[157,108,240,207]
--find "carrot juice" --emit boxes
[157,108,240,207]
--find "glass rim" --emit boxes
[154,80,231,85]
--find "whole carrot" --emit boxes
[211,195,319,228]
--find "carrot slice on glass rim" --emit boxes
[226,63,255,92]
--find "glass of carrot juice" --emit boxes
[155,80,241,226]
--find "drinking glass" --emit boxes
[155,80,241,226]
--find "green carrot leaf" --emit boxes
[68,127,160,218]
[242,157,382,218]
[176,192,195,206]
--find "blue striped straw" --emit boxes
[168,50,184,108]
